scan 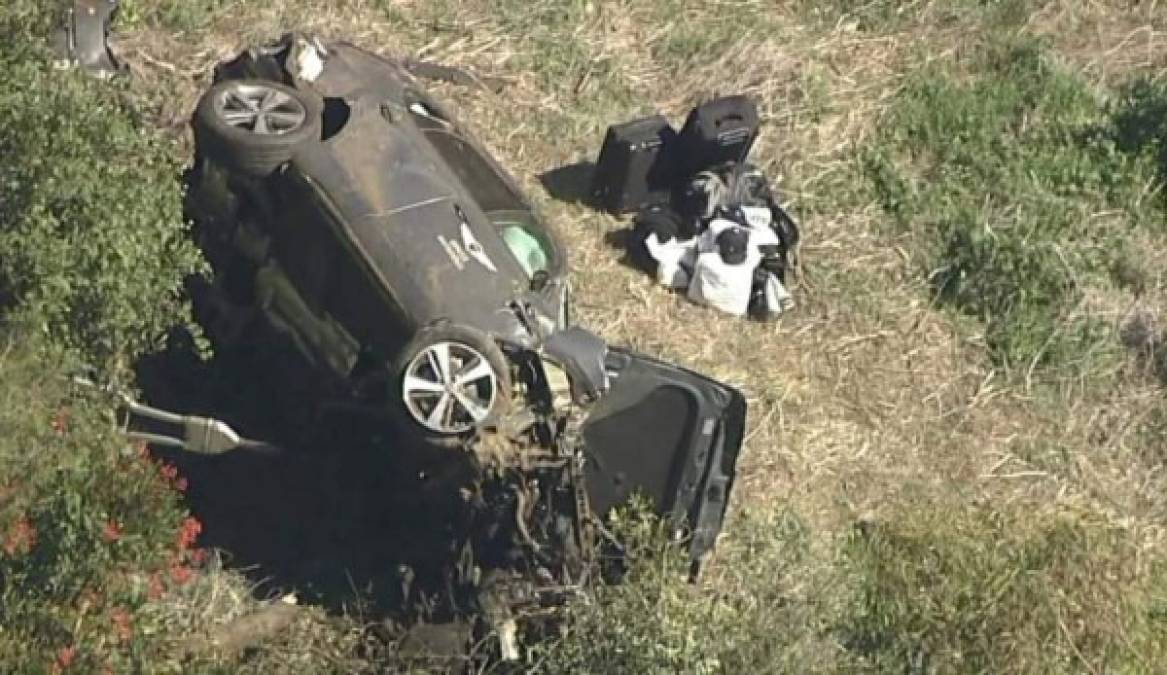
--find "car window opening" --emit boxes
[321,97,351,141]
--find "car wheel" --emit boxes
[392,325,512,445]
[194,79,322,178]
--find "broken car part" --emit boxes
[72,377,276,455]
[51,0,124,78]
[626,160,799,320]
[541,327,610,404]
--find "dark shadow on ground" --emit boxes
[603,225,663,281]
[538,161,597,206]
[134,326,483,621]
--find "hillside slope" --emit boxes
[4,1,1167,672]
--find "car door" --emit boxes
[579,349,747,565]
[254,174,361,378]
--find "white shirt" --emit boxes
[644,233,698,289]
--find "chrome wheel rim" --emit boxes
[215,83,307,135]
[402,341,499,434]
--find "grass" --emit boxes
[864,35,1164,375]
[842,498,1167,673]
[5,0,1167,673]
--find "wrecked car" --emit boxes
[182,34,747,568]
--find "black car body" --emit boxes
[184,35,746,565]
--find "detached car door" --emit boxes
[580,349,747,565]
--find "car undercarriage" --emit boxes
[110,32,750,658]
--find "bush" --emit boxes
[524,506,848,675]
[1110,77,1167,194]
[525,499,1167,675]
[0,3,204,373]
[865,37,1162,373]
[0,5,212,670]
[0,336,198,672]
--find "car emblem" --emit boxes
[461,223,498,273]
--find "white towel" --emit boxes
[762,273,794,315]
[644,233,698,289]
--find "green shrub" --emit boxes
[0,8,204,373]
[864,37,1162,373]
[1110,77,1167,193]
[842,500,1167,674]
[525,499,1167,674]
[0,6,212,670]
[0,336,196,672]
[524,506,847,675]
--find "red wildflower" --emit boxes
[51,408,69,435]
[174,477,189,493]
[159,463,179,482]
[189,548,208,566]
[147,572,164,600]
[55,645,76,670]
[169,563,194,585]
[3,517,37,556]
[110,606,133,643]
[101,521,122,543]
[176,516,202,551]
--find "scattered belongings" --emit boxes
[51,0,125,78]
[590,96,800,319]
[638,162,799,319]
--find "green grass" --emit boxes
[526,506,846,675]
[793,0,1035,32]
[864,36,1164,374]
[119,0,239,32]
[842,498,1167,674]
[528,495,1167,674]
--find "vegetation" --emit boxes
[0,2,204,372]
[5,0,1167,673]
[0,3,219,672]
[865,36,1163,373]
[0,342,197,672]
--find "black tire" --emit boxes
[371,324,512,447]
[194,79,322,178]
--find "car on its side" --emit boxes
[184,34,747,565]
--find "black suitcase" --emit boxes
[591,115,678,215]
[676,95,759,176]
